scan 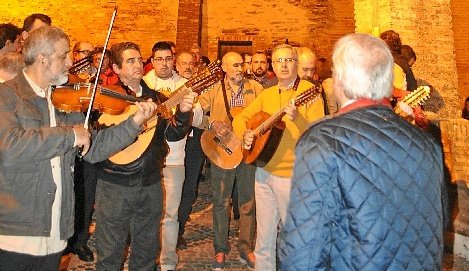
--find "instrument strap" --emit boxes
[221,79,234,122]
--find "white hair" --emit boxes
[332,33,393,100]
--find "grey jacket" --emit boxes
[0,72,142,239]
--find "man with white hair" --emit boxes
[278,33,444,270]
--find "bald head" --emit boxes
[222,52,243,85]
[296,47,316,81]
[176,52,195,79]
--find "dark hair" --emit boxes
[200,55,210,66]
[401,45,416,63]
[380,30,402,54]
[22,13,52,32]
[0,23,21,49]
[110,42,141,68]
[463,97,469,120]
[165,41,176,48]
[93,46,110,58]
[151,41,173,57]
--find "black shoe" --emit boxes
[74,245,94,262]
[177,235,187,250]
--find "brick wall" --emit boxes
[176,0,201,52]
[451,0,469,107]
[204,0,355,74]
[0,0,179,59]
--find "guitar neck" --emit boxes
[99,87,146,103]
[162,86,190,109]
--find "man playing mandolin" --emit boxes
[233,44,325,271]
[92,41,197,271]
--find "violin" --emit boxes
[51,83,145,115]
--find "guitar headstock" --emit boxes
[403,86,431,108]
[69,56,92,75]
[293,84,322,107]
[185,61,223,94]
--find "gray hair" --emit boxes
[272,44,298,60]
[332,33,393,100]
[0,52,24,74]
[23,26,69,66]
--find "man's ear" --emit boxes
[36,53,46,65]
[112,63,120,75]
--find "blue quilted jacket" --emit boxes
[278,105,443,271]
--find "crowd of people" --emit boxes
[0,12,454,271]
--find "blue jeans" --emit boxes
[95,180,163,271]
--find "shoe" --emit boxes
[177,235,187,250]
[211,252,226,270]
[74,244,94,262]
[239,251,255,270]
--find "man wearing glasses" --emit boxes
[143,41,203,271]
[233,44,325,271]
[71,41,94,81]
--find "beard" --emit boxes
[51,72,69,86]
[253,69,266,77]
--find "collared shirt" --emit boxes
[228,81,245,108]
[0,70,66,255]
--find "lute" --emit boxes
[243,86,322,167]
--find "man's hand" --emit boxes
[179,92,198,113]
[73,126,91,155]
[243,130,255,150]
[211,120,232,137]
[132,100,157,126]
[284,102,298,121]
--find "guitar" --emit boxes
[243,86,322,167]
[98,61,223,165]
[200,107,244,170]
[394,86,431,122]
[69,56,92,75]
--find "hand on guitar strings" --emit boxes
[243,130,255,150]
[284,102,298,120]
[73,126,91,156]
[211,120,233,138]
[132,99,158,126]
[179,91,198,113]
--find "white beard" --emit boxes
[50,72,69,86]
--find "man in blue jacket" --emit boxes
[278,33,444,271]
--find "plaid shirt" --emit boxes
[228,81,245,108]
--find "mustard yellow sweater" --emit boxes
[233,80,325,177]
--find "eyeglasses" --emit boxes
[273,58,297,64]
[154,56,174,64]
[77,50,92,56]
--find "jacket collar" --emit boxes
[338,98,392,114]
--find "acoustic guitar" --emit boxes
[200,107,244,169]
[243,86,322,167]
[99,61,223,165]
[69,56,92,75]
[394,86,431,122]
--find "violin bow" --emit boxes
[83,6,118,129]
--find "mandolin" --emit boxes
[200,107,244,169]
[99,61,223,165]
[69,55,92,75]
[243,85,322,167]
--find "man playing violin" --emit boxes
[233,44,325,271]
[93,41,196,271]
[0,26,158,271]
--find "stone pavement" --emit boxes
[61,177,469,271]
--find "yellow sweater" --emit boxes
[233,80,325,177]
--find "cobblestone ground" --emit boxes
[61,178,469,271]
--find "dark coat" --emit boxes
[279,105,444,271]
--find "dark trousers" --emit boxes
[0,249,62,271]
[95,179,163,271]
[178,128,205,236]
[70,159,98,249]
[210,162,256,254]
